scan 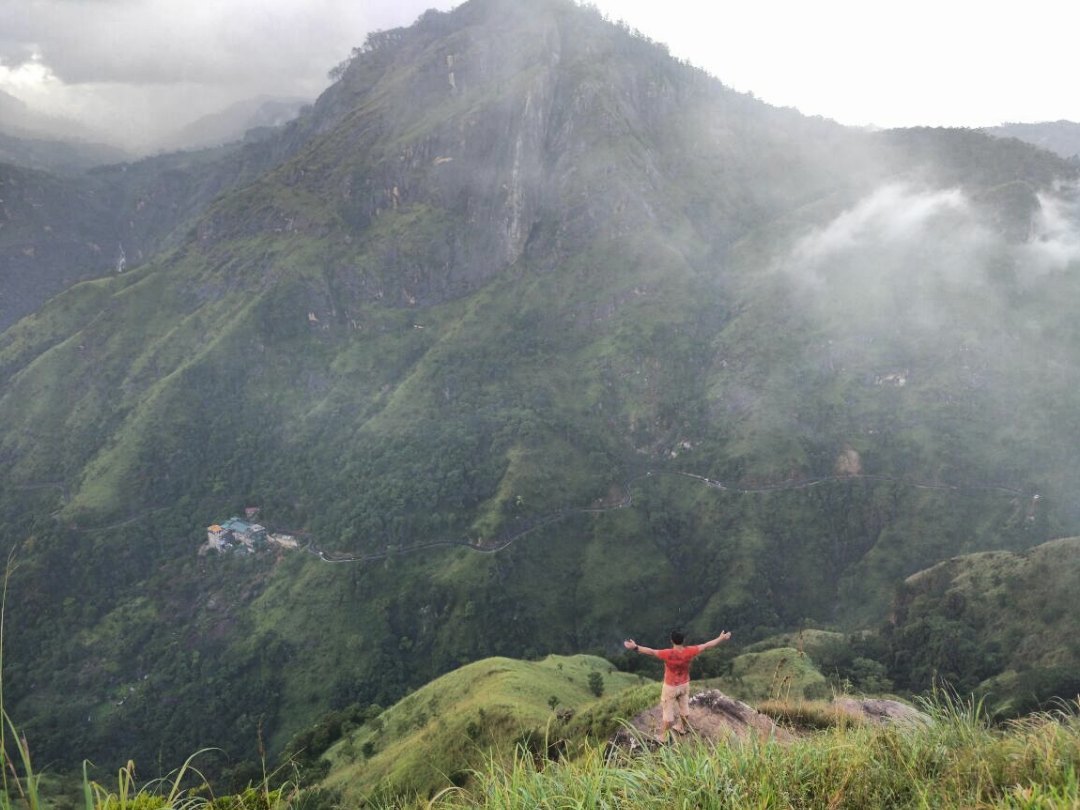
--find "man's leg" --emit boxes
[672,684,691,733]
[658,683,676,742]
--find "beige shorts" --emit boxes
[660,681,690,723]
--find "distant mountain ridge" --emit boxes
[983,120,1080,161]
[161,95,310,151]
[2,0,1080,778]
[0,130,130,174]
[0,90,353,330]
[0,88,113,146]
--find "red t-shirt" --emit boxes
[656,645,702,686]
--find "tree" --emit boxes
[587,670,604,697]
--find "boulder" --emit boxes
[608,689,794,753]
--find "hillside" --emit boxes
[313,654,642,803]
[430,701,1080,809]
[13,650,1076,809]
[301,648,833,804]
[0,87,350,330]
[2,0,1080,778]
[886,536,1080,713]
[0,130,130,175]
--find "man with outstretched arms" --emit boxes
[624,629,732,742]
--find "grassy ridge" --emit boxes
[5,643,1078,809]
[426,696,1080,809]
[317,654,643,803]
[310,647,833,804]
[889,536,1080,711]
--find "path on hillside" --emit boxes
[14,468,1031,563]
[13,481,71,501]
[306,469,1032,565]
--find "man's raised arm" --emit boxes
[698,630,732,650]
[623,638,661,657]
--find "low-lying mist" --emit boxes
[780,180,1080,342]
[723,177,1080,503]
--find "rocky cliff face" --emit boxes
[188,0,871,313]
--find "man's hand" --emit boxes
[623,638,637,650]
[701,630,732,649]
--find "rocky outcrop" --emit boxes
[608,691,929,754]
[830,697,929,727]
[608,689,794,752]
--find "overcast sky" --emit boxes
[2,0,1079,152]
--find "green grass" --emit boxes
[318,654,642,805]
[8,692,1080,810]
[702,647,831,704]
[420,694,1080,809]
[2,729,299,810]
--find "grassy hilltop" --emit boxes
[429,702,1080,809]
[888,536,1080,714]
[315,654,643,803]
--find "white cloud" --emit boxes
[0,0,451,86]
[0,0,456,150]
[778,180,1080,343]
[790,184,970,270]
[3,0,1080,152]
[586,0,1080,128]
[1022,188,1080,273]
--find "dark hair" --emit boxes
[670,629,685,645]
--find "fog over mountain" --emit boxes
[158,95,310,151]
[784,181,1080,315]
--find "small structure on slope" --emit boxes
[207,516,268,551]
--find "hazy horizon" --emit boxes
[2,0,1080,155]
